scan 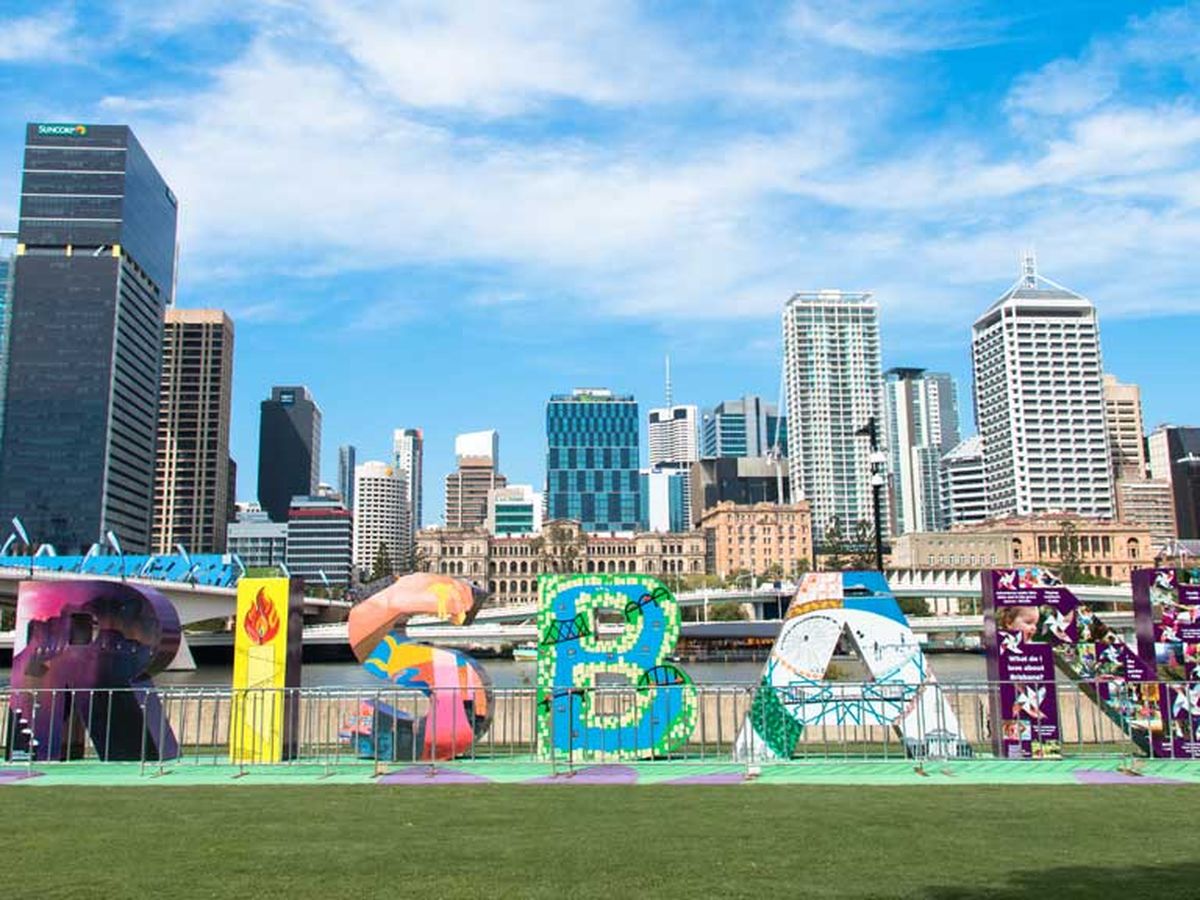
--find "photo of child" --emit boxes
[996,605,1039,642]
[1002,720,1031,742]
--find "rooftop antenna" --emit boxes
[1021,248,1038,288]
[664,354,673,408]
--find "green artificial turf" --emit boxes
[7,785,1196,898]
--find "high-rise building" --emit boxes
[0,231,15,450]
[1103,374,1147,481]
[285,494,353,589]
[884,368,961,535]
[648,355,700,467]
[782,290,884,538]
[689,457,788,526]
[971,253,1114,519]
[338,444,357,511]
[648,406,699,466]
[258,386,322,523]
[352,461,406,577]
[152,309,234,554]
[546,388,641,533]
[1148,426,1200,539]
[941,436,988,527]
[227,505,287,570]
[0,123,178,553]
[486,484,543,536]
[700,395,785,459]
[1115,478,1175,546]
[640,466,692,533]
[392,428,423,560]
[445,430,506,530]
[226,458,238,525]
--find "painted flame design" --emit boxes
[243,588,280,645]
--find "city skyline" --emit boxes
[0,3,1198,527]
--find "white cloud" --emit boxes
[70,0,1200,331]
[1007,5,1200,118]
[312,0,690,115]
[787,0,1007,56]
[0,9,74,62]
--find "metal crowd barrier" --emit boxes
[0,680,1195,770]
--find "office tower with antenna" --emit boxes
[971,251,1114,518]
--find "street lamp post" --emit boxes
[855,418,886,572]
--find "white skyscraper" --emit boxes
[648,407,699,466]
[971,253,1114,519]
[941,435,988,527]
[884,369,961,535]
[392,428,423,564]
[647,357,698,467]
[352,461,407,577]
[782,290,884,537]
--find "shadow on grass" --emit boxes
[926,863,1192,899]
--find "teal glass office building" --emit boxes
[546,389,642,532]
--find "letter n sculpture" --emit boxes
[8,579,181,761]
[229,577,302,763]
[536,574,696,761]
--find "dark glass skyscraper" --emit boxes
[0,231,15,452]
[258,385,322,522]
[0,124,178,553]
[546,388,641,532]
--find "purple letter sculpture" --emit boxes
[8,580,181,761]
[984,567,1162,759]
[1131,568,1200,758]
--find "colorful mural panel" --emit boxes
[1131,568,1200,758]
[342,573,492,761]
[536,574,696,761]
[229,577,303,763]
[983,567,1164,759]
[8,579,181,761]
[734,571,966,762]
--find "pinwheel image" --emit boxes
[1039,607,1075,643]
[1013,685,1048,720]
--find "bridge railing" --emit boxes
[1,679,1194,770]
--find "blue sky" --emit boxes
[1,1,1199,525]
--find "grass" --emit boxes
[7,785,1199,898]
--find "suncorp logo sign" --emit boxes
[36,124,87,137]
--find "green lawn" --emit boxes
[7,785,1196,898]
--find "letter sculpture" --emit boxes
[735,571,967,761]
[229,577,303,763]
[536,574,696,761]
[984,567,1164,759]
[343,573,492,761]
[8,579,181,761]
[1131,567,1200,758]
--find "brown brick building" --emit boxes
[696,501,813,579]
[417,519,706,606]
